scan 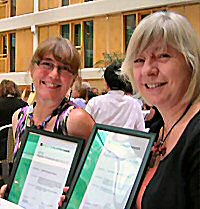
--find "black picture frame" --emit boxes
[62,123,157,209]
[6,127,84,209]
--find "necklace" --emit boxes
[29,98,68,130]
[149,102,192,167]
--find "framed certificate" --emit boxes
[6,127,84,209]
[0,198,23,209]
[62,124,157,209]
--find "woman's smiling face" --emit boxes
[32,54,76,103]
[133,40,192,109]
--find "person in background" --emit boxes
[85,63,145,130]
[87,89,98,101]
[144,106,163,132]
[71,76,88,109]
[0,37,95,196]
[0,79,27,186]
[101,88,107,95]
[122,11,200,209]
[124,79,143,109]
[70,75,82,99]
[91,87,99,95]
[0,79,27,128]
[81,81,91,91]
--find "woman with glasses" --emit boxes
[11,37,95,156]
[0,37,95,197]
[1,37,95,197]
[0,37,94,181]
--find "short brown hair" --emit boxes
[30,37,81,75]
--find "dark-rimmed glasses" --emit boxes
[36,60,75,76]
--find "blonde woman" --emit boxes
[122,11,200,209]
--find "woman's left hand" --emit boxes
[58,186,69,207]
[0,184,7,199]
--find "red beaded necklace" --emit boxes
[149,103,191,167]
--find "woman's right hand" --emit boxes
[58,186,69,207]
[0,184,7,199]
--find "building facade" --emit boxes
[0,0,200,89]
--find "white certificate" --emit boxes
[7,128,84,209]
[0,198,23,209]
[64,124,156,209]
[79,132,148,209]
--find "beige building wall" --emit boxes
[94,16,108,64]
[16,0,34,15]
[16,29,33,72]
[0,1,200,90]
[169,4,200,35]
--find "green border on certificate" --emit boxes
[6,127,84,209]
[63,124,157,209]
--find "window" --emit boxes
[74,24,81,48]
[0,33,15,72]
[11,0,16,17]
[10,33,15,72]
[62,20,94,68]
[2,35,7,56]
[61,24,70,39]
[84,20,93,68]
[62,0,69,6]
[124,14,136,50]
[138,12,150,22]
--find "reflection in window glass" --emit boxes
[84,21,93,68]
[74,24,81,47]
[125,14,136,50]
[11,0,16,17]
[10,33,15,72]
[61,24,70,39]
[141,13,149,20]
[62,0,69,6]
[3,35,7,56]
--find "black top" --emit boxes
[0,97,27,126]
[145,106,163,129]
[0,97,27,161]
[142,110,200,209]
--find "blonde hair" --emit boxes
[122,11,200,103]
[30,37,81,75]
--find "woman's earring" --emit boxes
[31,83,35,92]
[69,89,72,101]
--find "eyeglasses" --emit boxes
[37,60,75,76]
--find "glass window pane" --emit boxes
[125,14,136,50]
[84,21,93,68]
[61,24,70,39]
[74,24,81,47]
[141,14,149,19]
[10,33,15,72]
[3,35,7,55]
[138,12,151,23]
[11,0,16,17]
[62,0,69,6]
